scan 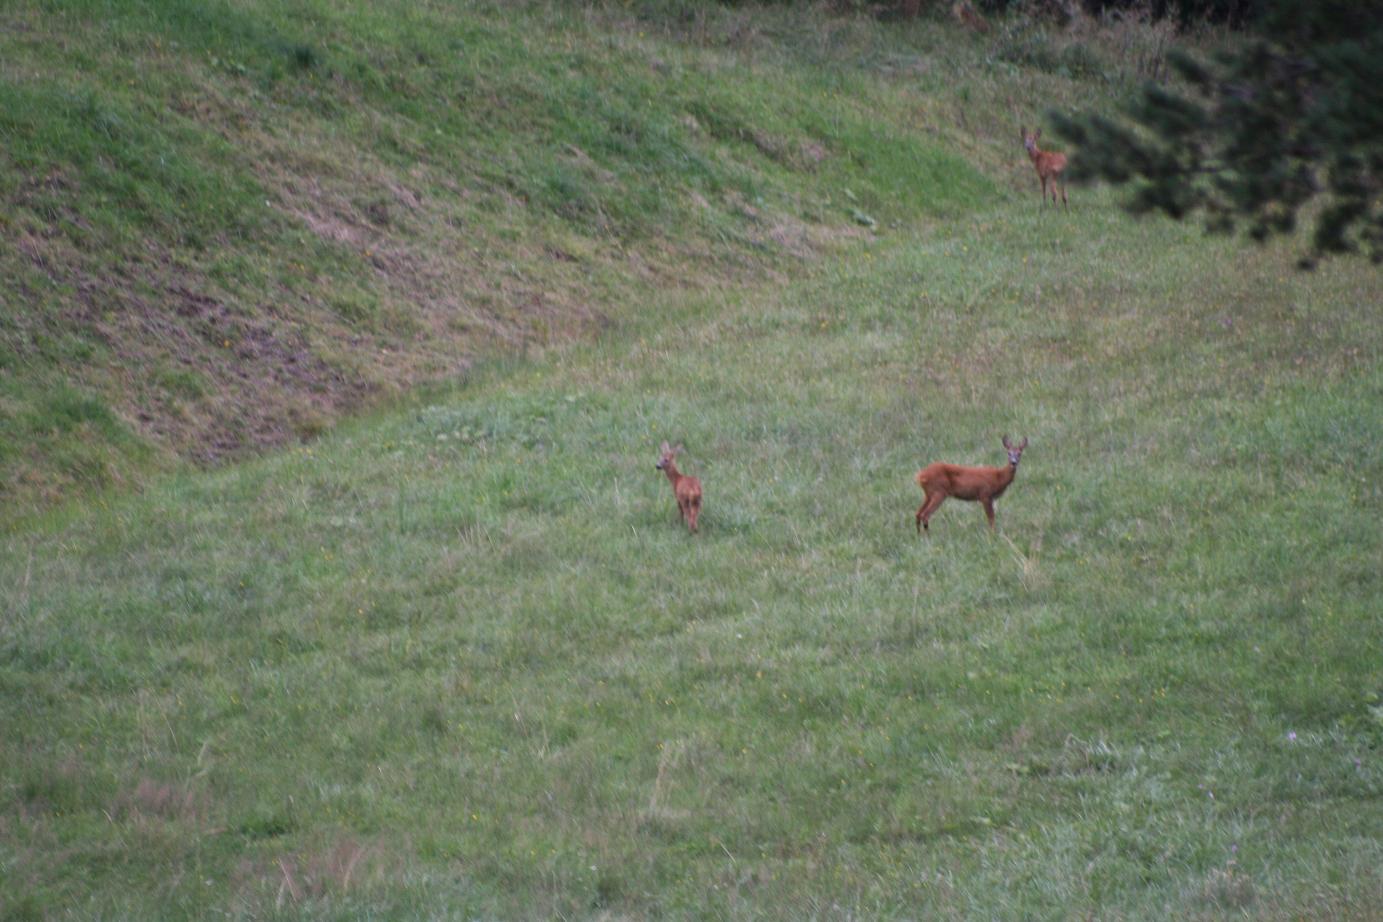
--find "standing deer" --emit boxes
[1022,126,1067,209]
[656,441,702,534]
[915,436,1027,533]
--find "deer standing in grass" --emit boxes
[1022,126,1067,209]
[656,441,702,534]
[915,436,1027,534]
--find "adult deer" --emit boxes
[1022,126,1067,208]
[656,441,702,534]
[915,436,1027,533]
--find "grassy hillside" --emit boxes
[5,192,1380,919]
[4,2,1381,920]
[1,0,1010,518]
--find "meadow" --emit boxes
[3,2,1381,919]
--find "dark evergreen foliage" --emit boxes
[1053,0,1383,266]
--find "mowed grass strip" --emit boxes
[3,186,1380,918]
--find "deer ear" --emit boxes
[1020,437,1029,449]
[1034,129,1042,140]
[1002,435,1011,449]
[1020,125,1026,139]
[673,442,684,455]
[659,441,670,454]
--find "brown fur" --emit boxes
[915,436,1027,533]
[656,442,702,534]
[1022,127,1068,208]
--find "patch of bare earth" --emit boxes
[57,255,373,463]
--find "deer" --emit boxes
[1022,126,1067,209]
[915,436,1027,534]
[655,441,702,534]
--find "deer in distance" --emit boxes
[915,436,1028,534]
[1022,126,1067,209]
[656,441,702,534]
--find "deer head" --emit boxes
[1002,435,1028,467]
[1021,126,1040,154]
[655,441,682,471]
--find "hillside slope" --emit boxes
[3,3,1381,920]
[2,0,1013,519]
[4,173,1380,922]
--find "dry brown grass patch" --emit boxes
[232,837,400,910]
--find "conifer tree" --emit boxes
[1053,0,1383,266]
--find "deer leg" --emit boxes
[688,499,700,534]
[919,492,945,533]
[983,499,996,529]
[1039,176,1047,206]
[1060,178,1068,209]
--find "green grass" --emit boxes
[1,0,999,516]
[4,2,1381,919]
[3,187,1380,918]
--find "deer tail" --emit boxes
[914,469,929,489]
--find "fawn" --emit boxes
[1022,126,1067,209]
[915,436,1027,533]
[656,441,702,534]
